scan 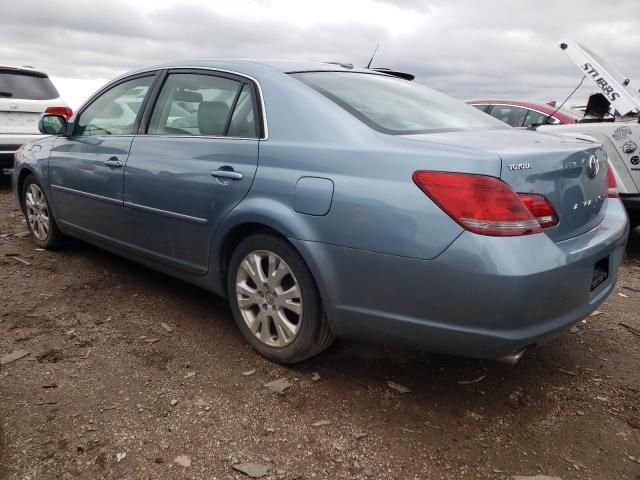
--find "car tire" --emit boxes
[227,233,334,363]
[21,174,64,249]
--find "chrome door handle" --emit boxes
[104,157,123,168]
[210,169,243,180]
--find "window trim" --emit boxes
[140,69,260,139]
[70,71,161,137]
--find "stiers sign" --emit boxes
[581,62,621,103]
[560,40,640,116]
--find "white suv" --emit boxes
[1,65,71,174]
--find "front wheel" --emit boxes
[227,233,334,363]
[22,175,64,249]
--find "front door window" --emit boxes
[74,76,153,136]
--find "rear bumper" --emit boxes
[292,199,629,359]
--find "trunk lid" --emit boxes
[401,129,608,242]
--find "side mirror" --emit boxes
[39,114,68,135]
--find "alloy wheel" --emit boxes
[235,250,303,348]
[25,184,50,241]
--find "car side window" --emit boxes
[74,76,153,136]
[227,85,257,138]
[489,105,528,127]
[147,73,256,138]
[471,104,491,113]
[523,109,550,128]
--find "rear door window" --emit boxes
[227,85,257,138]
[147,73,257,138]
[471,104,491,113]
[489,105,528,127]
[522,109,551,128]
[0,69,59,100]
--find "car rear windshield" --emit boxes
[0,69,59,100]
[293,72,508,135]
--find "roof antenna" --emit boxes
[366,44,379,69]
[540,75,586,127]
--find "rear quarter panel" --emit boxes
[213,70,502,263]
[250,136,490,259]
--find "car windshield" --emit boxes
[293,72,508,134]
[0,69,59,100]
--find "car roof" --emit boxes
[164,59,369,72]
[0,64,48,77]
[240,59,372,73]
[122,59,380,80]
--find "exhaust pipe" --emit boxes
[496,348,528,366]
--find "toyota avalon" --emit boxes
[12,60,629,364]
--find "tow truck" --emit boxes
[536,40,640,228]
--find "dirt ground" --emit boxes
[0,177,639,480]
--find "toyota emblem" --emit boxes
[587,155,599,178]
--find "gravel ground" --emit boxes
[1,177,639,480]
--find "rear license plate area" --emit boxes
[591,256,609,291]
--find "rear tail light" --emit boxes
[517,193,559,229]
[45,106,73,120]
[606,162,619,198]
[413,171,558,236]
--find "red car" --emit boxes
[467,100,580,127]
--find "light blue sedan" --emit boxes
[12,60,629,364]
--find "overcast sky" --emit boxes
[2,0,639,109]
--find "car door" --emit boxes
[121,69,261,274]
[48,73,158,240]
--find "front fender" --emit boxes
[12,137,56,212]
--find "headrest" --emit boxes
[174,89,203,103]
[197,101,229,136]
